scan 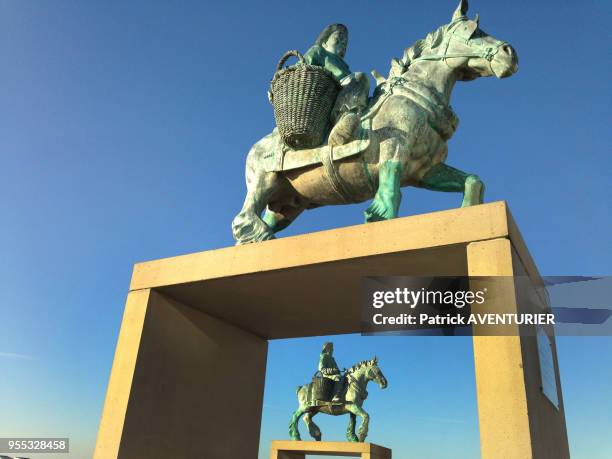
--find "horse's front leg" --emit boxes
[364,139,402,222]
[419,163,484,207]
[303,411,322,441]
[346,404,370,442]
[346,413,359,442]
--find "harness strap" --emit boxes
[322,145,354,203]
[367,77,458,141]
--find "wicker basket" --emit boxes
[310,371,334,401]
[270,50,340,149]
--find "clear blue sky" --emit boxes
[0,1,610,458]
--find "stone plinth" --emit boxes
[270,440,391,458]
[94,201,570,459]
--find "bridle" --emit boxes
[410,17,507,71]
[367,364,386,387]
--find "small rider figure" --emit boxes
[318,342,345,401]
[304,24,370,147]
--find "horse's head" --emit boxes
[445,0,518,80]
[366,356,388,389]
[395,0,518,82]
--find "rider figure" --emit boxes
[318,342,345,402]
[304,24,370,147]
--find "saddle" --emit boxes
[262,120,371,174]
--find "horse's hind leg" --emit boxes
[289,407,305,441]
[303,411,322,441]
[346,413,358,442]
[232,169,281,244]
[419,163,485,207]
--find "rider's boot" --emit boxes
[328,112,361,147]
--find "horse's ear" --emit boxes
[452,0,469,21]
[371,69,386,86]
[474,13,480,26]
[464,19,479,37]
[373,355,378,364]
[389,58,405,79]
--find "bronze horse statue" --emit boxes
[232,0,518,244]
[289,357,388,442]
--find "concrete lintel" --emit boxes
[130,201,514,291]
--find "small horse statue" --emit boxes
[232,0,519,244]
[289,357,388,442]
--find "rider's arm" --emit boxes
[323,53,351,81]
[304,45,350,82]
[318,353,327,372]
[320,354,340,376]
[319,354,338,374]
[304,45,324,67]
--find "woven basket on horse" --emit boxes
[310,371,334,402]
[269,50,340,149]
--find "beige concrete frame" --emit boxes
[94,201,570,458]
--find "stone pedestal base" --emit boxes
[270,440,391,458]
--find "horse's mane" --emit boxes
[346,359,375,374]
[388,23,449,79]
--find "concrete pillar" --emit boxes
[94,289,267,458]
[468,238,570,459]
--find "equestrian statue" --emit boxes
[289,343,388,442]
[232,0,518,244]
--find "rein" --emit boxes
[411,48,500,63]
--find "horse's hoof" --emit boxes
[364,201,383,222]
[364,190,400,223]
[233,220,276,245]
[364,200,392,222]
[461,175,484,207]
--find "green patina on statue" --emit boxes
[303,24,371,148]
[289,342,388,442]
[318,341,345,401]
[232,0,519,244]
